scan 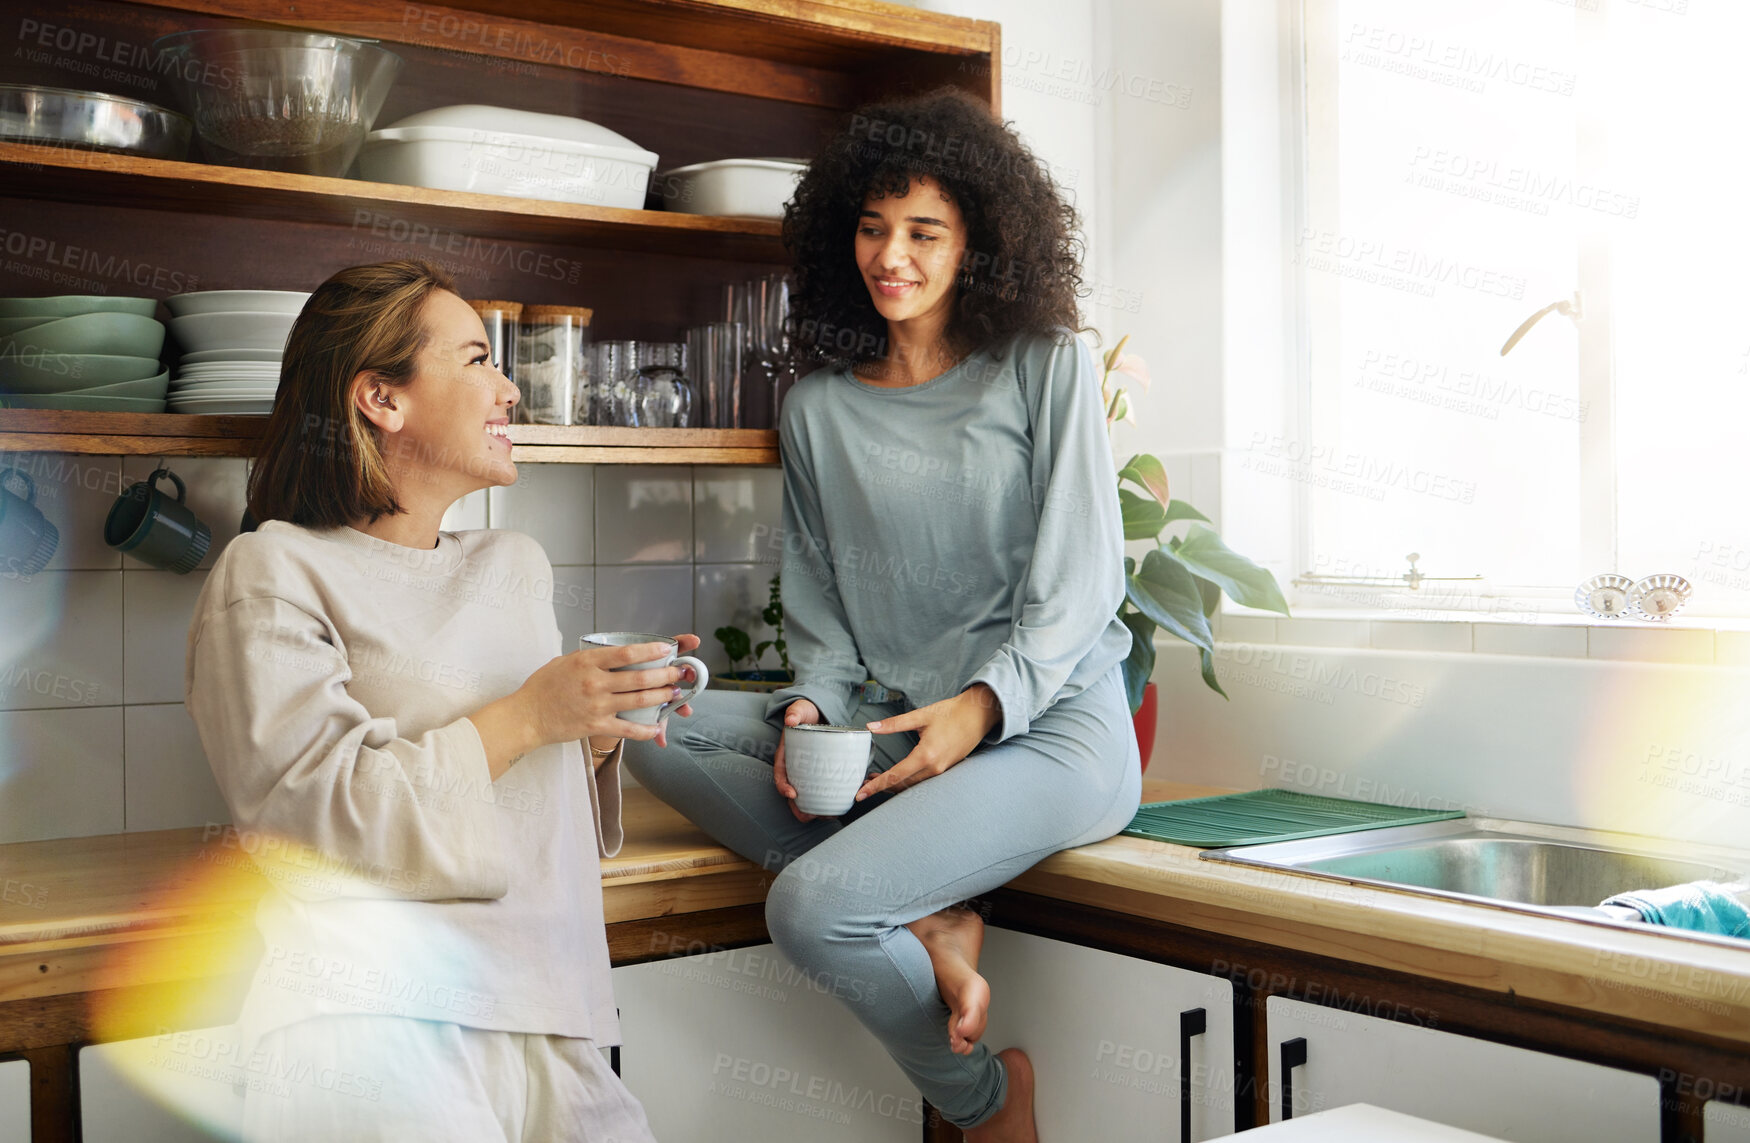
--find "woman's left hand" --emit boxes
[855,684,1002,801]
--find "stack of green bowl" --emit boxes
[0,296,169,412]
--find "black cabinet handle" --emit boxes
[1280,1037,1308,1122]
[1179,1007,1208,1141]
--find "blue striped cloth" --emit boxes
[1601,882,1750,938]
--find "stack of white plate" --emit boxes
[165,290,308,414]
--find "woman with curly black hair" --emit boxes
[626,88,1139,1141]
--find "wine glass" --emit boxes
[739,273,793,427]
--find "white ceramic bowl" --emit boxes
[180,347,282,364]
[177,363,279,376]
[165,290,310,318]
[170,380,279,393]
[168,310,297,354]
[656,158,806,219]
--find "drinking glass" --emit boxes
[632,342,691,428]
[594,340,641,427]
[687,321,746,428]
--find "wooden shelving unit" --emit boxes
[0,0,998,463]
[0,410,778,463]
[0,143,788,262]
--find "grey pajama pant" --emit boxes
[622,665,1142,1128]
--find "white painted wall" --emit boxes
[902,0,1105,325]
[1086,0,1750,854]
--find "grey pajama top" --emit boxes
[767,329,1132,742]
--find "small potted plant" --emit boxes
[1102,337,1290,769]
[712,572,795,692]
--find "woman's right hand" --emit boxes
[773,698,823,822]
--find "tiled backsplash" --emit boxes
[0,454,783,844]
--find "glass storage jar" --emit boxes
[517,304,593,425]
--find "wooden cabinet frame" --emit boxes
[0,0,1000,462]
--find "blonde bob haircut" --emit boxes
[248,260,456,529]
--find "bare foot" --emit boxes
[906,905,990,1054]
[964,1048,1037,1143]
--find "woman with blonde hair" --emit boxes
[187,259,688,1141]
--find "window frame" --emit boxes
[1286,0,1626,619]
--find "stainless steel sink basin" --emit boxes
[1203,818,1750,921]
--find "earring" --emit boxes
[375,390,395,409]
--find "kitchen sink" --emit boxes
[1202,818,1750,920]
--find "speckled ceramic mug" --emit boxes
[783,724,873,816]
[581,631,708,725]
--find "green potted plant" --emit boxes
[712,572,796,692]
[1102,336,1290,768]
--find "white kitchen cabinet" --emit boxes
[79,1026,242,1142]
[613,943,919,1143]
[1706,1098,1750,1142]
[0,1059,28,1143]
[1265,996,1659,1142]
[978,928,1238,1142]
[1210,1102,1514,1141]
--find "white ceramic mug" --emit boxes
[580,631,708,725]
[783,724,873,816]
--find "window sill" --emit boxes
[1216,607,1750,666]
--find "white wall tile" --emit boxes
[1474,621,1589,659]
[550,566,597,653]
[693,466,783,564]
[441,489,488,532]
[1369,620,1472,653]
[1587,625,1715,665]
[0,570,122,710]
[1160,637,1750,850]
[124,570,209,705]
[1715,630,1750,667]
[1274,616,1371,648]
[1,452,122,570]
[0,706,123,842]
[124,704,230,832]
[119,457,247,571]
[593,565,694,641]
[1214,613,1276,643]
[595,466,693,564]
[694,564,781,676]
[488,464,594,566]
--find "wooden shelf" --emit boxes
[0,143,788,262]
[121,0,999,108]
[0,411,778,463]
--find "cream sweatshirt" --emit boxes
[184,521,622,1051]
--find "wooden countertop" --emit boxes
[4,779,1749,1048]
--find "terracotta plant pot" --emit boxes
[1133,681,1158,773]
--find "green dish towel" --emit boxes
[1600,882,1750,938]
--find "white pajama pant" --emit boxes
[240,1014,656,1143]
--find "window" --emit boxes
[1288,0,1750,617]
